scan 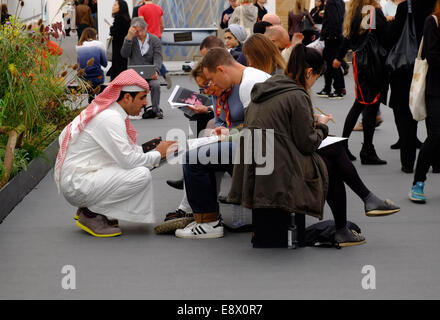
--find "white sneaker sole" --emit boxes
[175,229,224,239]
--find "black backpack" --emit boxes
[353,8,388,105]
[305,220,361,249]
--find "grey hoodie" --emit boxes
[229,5,258,35]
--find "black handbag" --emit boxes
[353,8,388,105]
[300,15,315,32]
[385,0,418,73]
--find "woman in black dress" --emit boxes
[107,0,131,81]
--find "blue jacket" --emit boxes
[213,85,244,128]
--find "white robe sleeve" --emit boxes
[90,115,162,170]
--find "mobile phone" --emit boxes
[142,137,162,153]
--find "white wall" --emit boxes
[5,0,43,21]
[266,0,276,14]
[98,0,134,43]
[46,0,65,24]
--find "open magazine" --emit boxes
[168,85,213,117]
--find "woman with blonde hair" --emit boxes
[334,0,393,165]
[242,33,286,74]
[288,0,316,39]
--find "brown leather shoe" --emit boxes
[353,122,363,131]
[76,211,122,238]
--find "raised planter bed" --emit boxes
[0,139,59,224]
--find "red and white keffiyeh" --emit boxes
[54,69,150,188]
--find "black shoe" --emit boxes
[166,178,184,190]
[343,145,357,161]
[360,144,387,165]
[316,89,330,97]
[182,65,192,72]
[328,92,344,100]
[364,193,400,217]
[334,227,366,247]
[218,195,233,204]
[164,208,193,221]
[156,110,164,119]
[390,140,400,149]
[343,63,350,76]
[154,209,194,234]
[401,166,414,174]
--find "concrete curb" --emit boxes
[0,139,59,224]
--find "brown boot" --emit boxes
[76,211,122,238]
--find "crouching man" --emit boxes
[55,69,176,237]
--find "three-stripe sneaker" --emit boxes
[175,220,224,239]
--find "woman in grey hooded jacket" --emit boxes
[228,44,400,247]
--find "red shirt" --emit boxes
[138,3,164,38]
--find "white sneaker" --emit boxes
[175,220,224,239]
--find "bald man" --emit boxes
[264,25,290,52]
[262,13,281,25]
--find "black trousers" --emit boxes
[390,73,418,169]
[343,100,381,147]
[323,38,345,93]
[318,143,371,230]
[414,95,440,183]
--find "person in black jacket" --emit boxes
[220,0,238,29]
[316,0,346,99]
[335,0,395,165]
[253,0,268,22]
[132,0,145,18]
[410,3,440,203]
[1,4,11,25]
[107,0,131,81]
[310,0,325,25]
[387,0,439,173]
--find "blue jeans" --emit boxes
[183,142,236,213]
[159,64,168,77]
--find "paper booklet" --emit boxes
[168,85,213,109]
[318,137,347,149]
[187,135,221,151]
[151,136,220,171]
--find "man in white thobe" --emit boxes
[55,69,175,237]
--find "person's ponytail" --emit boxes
[285,44,307,88]
[285,44,325,89]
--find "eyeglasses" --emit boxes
[201,81,211,90]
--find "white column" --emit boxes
[266,0,276,14]
[46,0,64,24]
[98,0,134,43]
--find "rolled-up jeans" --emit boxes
[183,142,236,214]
